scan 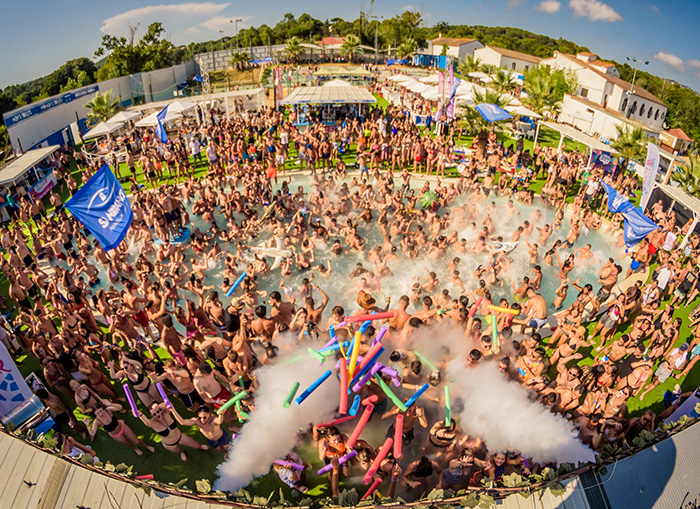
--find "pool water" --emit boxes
[72,174,624,335]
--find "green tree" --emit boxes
[521,68,575,116]
[60,71,92,93]
[42,58,97,96]
[490,69,517,95]
[396,38,417,60]
[230,52,250,71]
[473,87,510,108]
[284,36,303,63]
[460,55,482,75]
[340,34,362,63]
[84,91,121,126]
[611,125,647,186]
[671,156,700,198]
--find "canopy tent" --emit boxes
[167,99,198,114]
[0,146,60,186]
[322,79,352,87]
[404,81,430,94]
[475,103,512,123]
[388,74,413,82]
[135,109,182,127]
[421,87,440,101]
[455,96,475,106]
[107,111,141,124]
[505,105,543,119]
[312,66,371,77]
[280,85,376,105]
[468,71,492,82]
[420,74,440,84]
[648,182,700,250]
[540,121,618,154]
[82,121,122,140]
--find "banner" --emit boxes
[436,71,444,121]
[0,341,33,420]
[29,171,57,201]
[600,181,634,214]
[640,142,660,211]
[155,106,168,144]
[65,164,133,251]
[446,77,460,120]
[274,67,284,107]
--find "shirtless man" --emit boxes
[268,291,295,325]
[388,295,412,333]
[304,284,329,325]
[171,404,232,453]
[155,360,205,410]
[250,305,275,342]
[513,288,548,332]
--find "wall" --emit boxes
[430,41,483,61]
[558,94,624,140]
[611,87,666,131]
[473,47,503,69]
[473,47,537,73]
[195,46,286,71]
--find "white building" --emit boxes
[540,52,667,132]
[473,46,541,73]
[427,37,484,61]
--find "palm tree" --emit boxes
[340,35,362,63]
[285,37,303,64]
[671,155,700,198]
[457,89,511,136]
[396,38,417,60]
[522,72,561,116]
[460,55,482,75]
[610,125,647,186]
[480,63,497,75]
[84,91,121,127]
[230,51,250,71]
[473,88,510,109]
[490,69,517,95]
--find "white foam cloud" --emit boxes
[535,0,562,13]
[653,51,685,72]
[569,0,622,22]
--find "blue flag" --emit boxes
[622,206,659,248]
[155,106,168,143]
[600,181,634,214]
[474,103,512,123]
[65,164,133,251]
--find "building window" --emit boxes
[630,101,637,115]
[661,111,666,122]
[647,107,653,119]
[621,98,628,111]
[511,62,516,70]
[580,88,589,98]
[655,110,659,120]
[639,104,645,116]
[525,65,529,72]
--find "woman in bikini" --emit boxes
[75,350,118,400]
[86,403,154,455]
[69,380,104,415]
[109,352,160,408]
[137,402,209,461]
[315,426,349,497]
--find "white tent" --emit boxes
[404,81,430,93]
[107,110,141,124]
[468,71,491,82]
[82,121,122,140]
[505,105,542,119]
[167,99,198,113]
[420,74,440,84]
[455,95,475,106]
[279,85,376,105]
[322,79,352,87]
[388,74,412,82]
[421,87,440,101]
[135,109,182,127]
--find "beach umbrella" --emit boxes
[419,191,439,210]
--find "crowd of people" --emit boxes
[0,73,698,500]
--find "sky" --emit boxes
[1,0,699,92]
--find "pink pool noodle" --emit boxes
[362,394,378,406]
[356,342,384,373]
[274,460,304,471]
[347,312,394,324]
[156,382,172,408]
[363,437,393,484]
[316,415,356,428]
[135,474,154,480]
[468,298,483,318]
[339,358,349,414]
[361,477,383,501]
[123,384,139,417]
[317,449,358,475]
[345,404,374,449]
[393,414,404,459]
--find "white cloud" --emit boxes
[508,0,526,10]
[653,51,684,72]
[200,15,251,32]
[650,4,660,13]
[535,0,562,13]
[401,4,417,11]
[569,0,622,22]
[687,59,700,69]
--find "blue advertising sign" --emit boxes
[65,164,133,251]
[3,85,99,127]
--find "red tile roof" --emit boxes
[667,128,693,142]
[432,37,478,47]
[592,61,616,68]
[482,46,541,64]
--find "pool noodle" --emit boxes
[412,350,438,373]
[323,326,338,349]
[307,347,326,363]
[488,304,519,315]
[347,331,362,380]
[363,437,393,484]
[345,403,374,449]
[123,384,140,417]
[349,346,385,389]
[352,363,383,393]
[468,297,483,318]
[283,381,300,408]
[349,394,361,416]
[358,320,373,334]
[374,374,407,412]
[216,390,248,415]
[444,385,451,427]
[393,414,404,459]
[339,359,348,414]
[273,460,304,471]
[346,312,394,324]
[317,450,358,475]
[362,394,378,406]
[294,370,332,406]
[372,326,388,346]
[361,477,383,501]
[226,272,247,298]
[356,342,385,374]
[404,383,430,408]
[316,415,356,428]
[136,474,154,480]
[238,375,245,388]
[492,317,498,347]
[318,340,352,353]
[156,382,172,408]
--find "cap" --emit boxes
[680,343,690,351]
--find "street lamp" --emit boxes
[625,56,649,118]
[231,18,243,49]
[371,16,384,66]
[219,30,225,51]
